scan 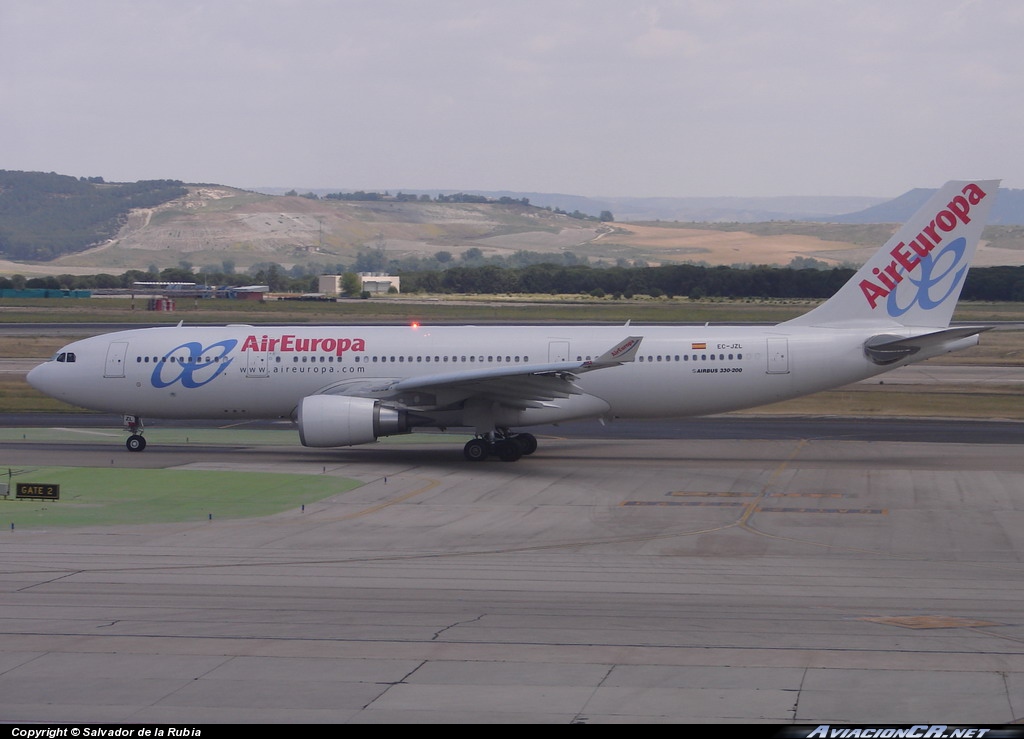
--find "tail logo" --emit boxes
[859,183,988,312]
[885,238,967,318]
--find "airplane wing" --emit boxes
[319,335,642,410]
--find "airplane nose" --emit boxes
[26,362,51,393]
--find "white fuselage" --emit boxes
[27,322,960,426]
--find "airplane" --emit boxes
[27,179,999,461]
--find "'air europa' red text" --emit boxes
[859,183,988,309]
[241,334,366,356]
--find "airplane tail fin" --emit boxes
[784,180,999,329]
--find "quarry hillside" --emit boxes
[4,184,1024,277]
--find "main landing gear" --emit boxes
[463,430,538,462]
[124,415,147,452]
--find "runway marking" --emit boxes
[322,476,441,521]
[766,492,845,498]
[737,438,811,527]
[51,427,120,437]
[668,491,757,498]
[621,501,884,513]
[667,491,845,498]
[621,501,746,507]
[862,615,1002,629]
[755,506,886,514]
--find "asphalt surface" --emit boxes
[2,423,1024,724]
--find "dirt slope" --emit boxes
[3,185,1022,277]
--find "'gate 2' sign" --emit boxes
[16,483,60,500]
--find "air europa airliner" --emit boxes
[27,180,999,461]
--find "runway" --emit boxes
[2,425,1024,723]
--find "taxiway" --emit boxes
[1,425,1023,723]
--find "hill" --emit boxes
[823,186,1024,226]
[41,185,615,275]
[269,187,890,223]
[3,172,1024,278]
[7,185,900,277]
[0,171,187,260]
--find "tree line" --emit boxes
[297,189,613,221]
[5,261,1024,302]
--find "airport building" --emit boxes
[318,273,400,296]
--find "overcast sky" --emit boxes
[3,0,1022,198]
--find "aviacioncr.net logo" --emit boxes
[886,237,968,318]
[150,339,237,389]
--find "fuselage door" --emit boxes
[104,341,129,378]
[244,349,269,378]
[548,340,570,363]
[766,337,790,374]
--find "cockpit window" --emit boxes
[55,352,76,363]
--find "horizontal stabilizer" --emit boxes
[865,326,992,365]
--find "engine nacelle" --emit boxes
[297,395,408,447]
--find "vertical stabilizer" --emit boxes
[784,180,999,328]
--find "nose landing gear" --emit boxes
[124,415,147,452]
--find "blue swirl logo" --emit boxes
[886,237,968,318]
[151,339,237,388]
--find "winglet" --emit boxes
[585,336,643,368]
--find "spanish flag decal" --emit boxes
[691,342,707,350]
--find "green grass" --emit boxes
[0,466,364,528]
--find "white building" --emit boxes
[318,273,400,296]
[318,275,343,295]
[359,273,400,294]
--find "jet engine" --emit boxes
[297,395,408,447]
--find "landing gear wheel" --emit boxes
[515,433,538,455]
[464,438,489,462]
[496,440,523,462]
[126,434,147,452]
